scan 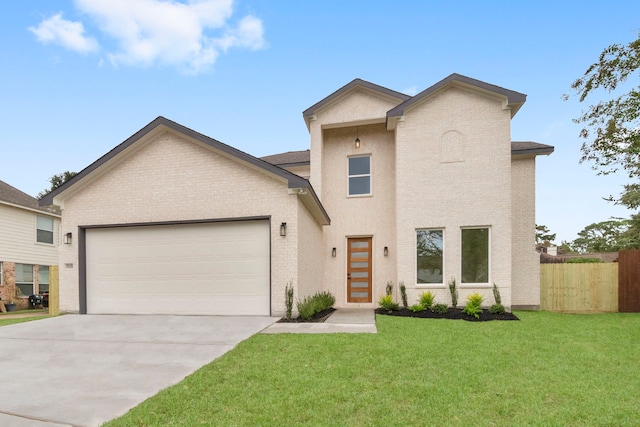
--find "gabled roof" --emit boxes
[39,117,330,224]
[0,180,60,216]
[386,73,527,128]
[302,78,411,128]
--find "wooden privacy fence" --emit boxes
[618,249,640,312]
[49,265,60,316]
[540,263,618,313]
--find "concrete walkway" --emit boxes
[262,308,376,334]
[0,314,278,427]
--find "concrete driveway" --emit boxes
[0,314,277,427]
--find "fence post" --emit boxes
[49,265,60,316]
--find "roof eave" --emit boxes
[386,73,528,128]
[303,78,410,131]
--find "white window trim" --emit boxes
[0,262,3,286]
[347,154,372,197]
[416,228,446,288]
[36,215,55,246]
[460,226,491,287]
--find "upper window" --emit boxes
[348,156,371,196]
[37,216,54,244]
[15,263,34,297]
[416,229,444,284]
[461,227,490,283]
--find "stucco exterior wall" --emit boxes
[511,157,540,308]
[395,86,513,308]
[319,123,397,307]
[57,131,303,313]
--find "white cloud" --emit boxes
[28,13,98,54]
[29,0,265,73]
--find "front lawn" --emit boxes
[106,311,640,426]
[0,315,51,327]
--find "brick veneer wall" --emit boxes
[56,130,305,314]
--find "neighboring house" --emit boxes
[40,73,553,315]
[0,180,60,309]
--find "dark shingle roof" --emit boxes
[387,73,527,120]
[302,78,411,124]
[0,180,59,215]
[261,142,553,166]
[38,116,329,224]
[261,150,310,166]
[511,141,554,156]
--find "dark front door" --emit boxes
[347,237,372,303]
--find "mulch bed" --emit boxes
[375,307,519,321]
[277,307,336,323]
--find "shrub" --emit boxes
[463,292,484,319]
[409,304,425,312]
[489,304,506,315]
[492,282,502,305]
[448,277,458,308]
[399,281,408,309]
[386,281,394,296]
[565,257,604,263]
[314,291,336,312]
[431,303,449,314]
[419,291,435,309]
[379,294,400,312]
[285,281,294,320]
[296,297,316,321]
[296,291,336,321]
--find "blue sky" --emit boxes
[1,0,639,243]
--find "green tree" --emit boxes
[38,171,77,199]
[536,224,556,246]
[567,32,640,208]
[571,218,636,253]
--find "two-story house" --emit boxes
[41,74,552,315]
[1,180,60,309]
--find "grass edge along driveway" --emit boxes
[106,311,640,427]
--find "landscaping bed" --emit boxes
[277,307,336,323]
[375,307,519,321]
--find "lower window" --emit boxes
[15,263,34,296]
[38,266,50,294]
[416,229,444,284]
[461,228,489,283]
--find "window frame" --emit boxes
[416,228,445,287]
[460,226,491,286]
[15,263,35,297]
[36,215,54,245]
[347,155,372,197]
[0,262,3,286]
[38,265,50,294]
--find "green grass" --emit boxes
[0,316,50,326]
[105,311,640,426]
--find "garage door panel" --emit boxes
[86,220,270,315]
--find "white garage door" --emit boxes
[85,220,270,315]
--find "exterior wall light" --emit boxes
[63,232,72,245]
[280,222,287,237]
[332,247,337,257]
[384,246,388,257]
[355,126,361,149]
